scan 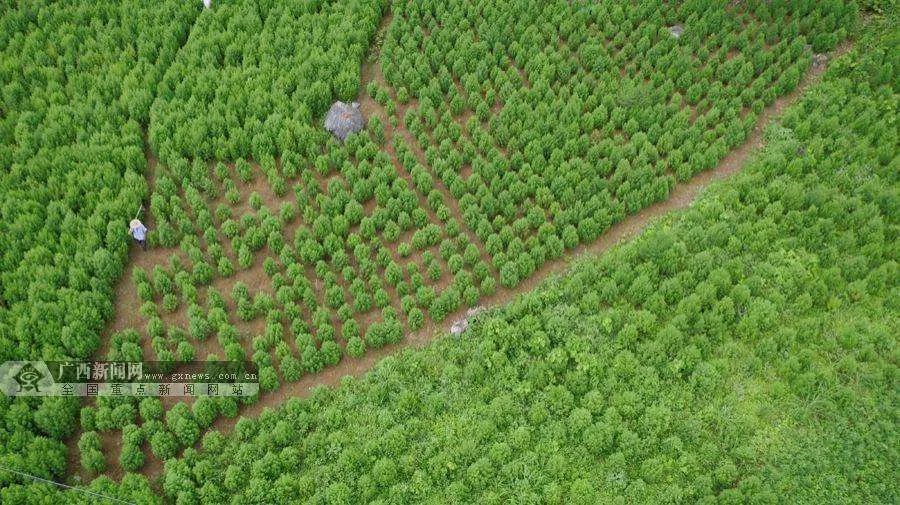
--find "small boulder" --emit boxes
[668,24,684,38]
[450,306,487,337]
[450,319,468,337]
[812,53,829,68]
[325,101,365,142]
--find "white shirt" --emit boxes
[130,223,148,241]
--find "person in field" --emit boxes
[129,219,148,251]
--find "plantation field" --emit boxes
[147,25,899,503]
[0,0,896,503]
[105,0,856,464]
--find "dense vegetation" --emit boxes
[380,0,855,285]
[0,0,197,365]
[77,1,863,468]
[142,23,894,503]
[1,0,391,490]
[149,0,388,163]
[0,0,200,489]
[0,0,894,502]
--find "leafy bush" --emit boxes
[78,432,106,473]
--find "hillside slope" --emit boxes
[145,22,898,505]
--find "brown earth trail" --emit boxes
[139,41,852,482]
[72,31,851,484]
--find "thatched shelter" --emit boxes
[325,101,365,141]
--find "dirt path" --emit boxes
[358,11,500,282]
[125,41,854,482]
[64,136,173,485]
[80,23,851,484]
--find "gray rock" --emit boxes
[325,101,365,141]
[450,319,468,336]
[450,305,488,337]
[668,24,684,38]
[812,53,829,68]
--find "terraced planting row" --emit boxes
[157,20,896,503]
[79,0,859,478]
[1,2,885,501]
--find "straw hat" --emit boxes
[130,219,142,229]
